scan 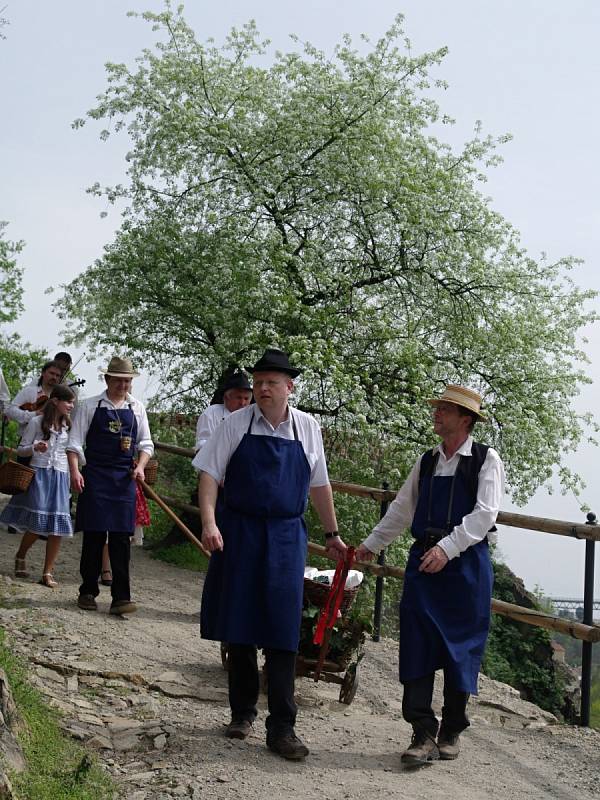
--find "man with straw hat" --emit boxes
[357,384,505,766]
[196,348,345,761]
[67,356,154,615]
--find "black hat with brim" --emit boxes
[247,348,302,378]
[222,371,252,393]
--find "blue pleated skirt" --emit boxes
[0,467,73,536]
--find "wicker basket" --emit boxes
[144,459,159,485]
[0,460,35,495]
[303,577,359,617]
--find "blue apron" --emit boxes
[201,410,310,652]
[400,460,493,694]
[75,401,138,533]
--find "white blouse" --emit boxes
[17,416,70,472]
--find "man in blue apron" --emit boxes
[357,385,504,766]
[67,357,154,615]
[196,349,345,761]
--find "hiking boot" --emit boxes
[77,594,98,611]
[225,719,253,740]
[267,731,309,761]
[437,727,461,760]
[109,600,138,615]
[400,728,439,766]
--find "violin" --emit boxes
[18,379,85,412]
[19,395,48,412]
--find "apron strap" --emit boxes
[426,453,463,532]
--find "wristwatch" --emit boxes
[324,531,339,540]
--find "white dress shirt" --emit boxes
[66,391,154,466]
[0,367,10,410]
[193,404,330,488]
[17,416,70,472]
[195,403,231,452]
[363,435,505,561]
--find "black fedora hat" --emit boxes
[247,348,302,378]
[222,371,252,393]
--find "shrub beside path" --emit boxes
[0,515,598,799]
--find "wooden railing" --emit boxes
[152,439,599,723]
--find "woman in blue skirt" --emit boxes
[1,384,75,587]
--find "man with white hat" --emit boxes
[67,356,154,615]
[357,384,504,766]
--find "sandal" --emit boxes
[14,557,29,578]
[100,569,113,587]
[40,573,58,589]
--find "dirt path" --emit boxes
[0,522,598,800]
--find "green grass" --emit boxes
[152,541,209,572]
[0,629,115,800]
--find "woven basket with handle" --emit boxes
[0,459,35,495]
[303,577,359,617]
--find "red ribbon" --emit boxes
[313,546,356,646]
[135,482,151,526]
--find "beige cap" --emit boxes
[428,384,486,421]
[100,356,140,378]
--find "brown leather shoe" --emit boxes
[109,600,138,615]
[437,727,460,760]
[225,719,253,740]
[267,731,309,761]
[400,729,439,766]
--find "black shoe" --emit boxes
[267,731,309,761]
[77,594,98,611]
[225,719,253,740]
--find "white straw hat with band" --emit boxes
[427,384,486,421]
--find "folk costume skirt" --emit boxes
[0,466,73,536]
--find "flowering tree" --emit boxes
[57,6,597,504]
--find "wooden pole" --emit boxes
[150,489,600,643]
[139,480,210,558]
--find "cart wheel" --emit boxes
[220,642,229,671]
[339,663,359,705]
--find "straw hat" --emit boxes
[101,356,140,378]
[427,384,486,421]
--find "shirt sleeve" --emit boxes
[66,400,92,465]
[195,407,217,453]
[135,403,154,457]
[438,448,505,561]
[16,416,40,456]
[308,422,330,487]
[362,458,422,554]
[192,415,237,481]
[5,387,37,426]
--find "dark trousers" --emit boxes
[402,672,470,736]
[227,644,297,736]
[79,530,131,601]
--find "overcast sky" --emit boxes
[1,1,599,598]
